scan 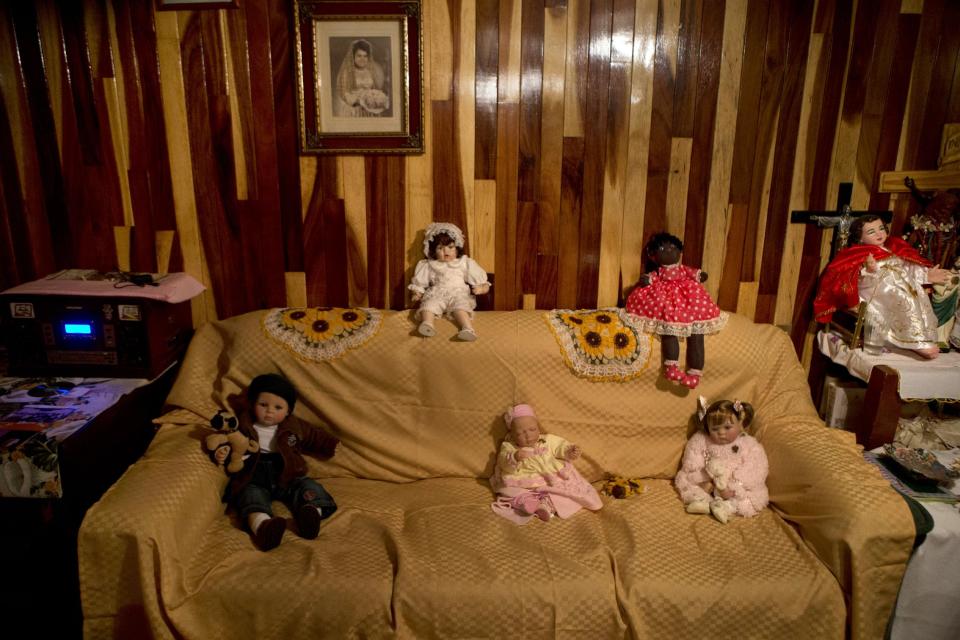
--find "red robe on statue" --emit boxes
[813,236,931,323]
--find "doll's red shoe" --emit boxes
[680,370,702,389]
[664,363,684,384]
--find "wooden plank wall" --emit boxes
[1,0,959,364]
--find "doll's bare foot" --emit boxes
[664,362,684,384]
[681,369,702,389]
[686,500,710,515]
[295,505,322,539]
[253,516,286,551]
[456,327,477,342]
[916,347,939,359]
[418,322,436,337]
[535,496,555,521]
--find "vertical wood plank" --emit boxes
[620,0,659,298]
[473,179,498,271]
[641,0,680,243]
[538,1,567,266]
[576,0,613,308]
[563,0,588,137]
[558,136,584,308]
[665,137,692,239]
[596,0,634,308]
[156,11,214,323]
[343,156,369,306]
[475,0,499,178]
[518,0,544,203]
[284,271,307,308]
[458,0,477,259]
[494,102,520,309]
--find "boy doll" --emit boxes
[223,373,339,551]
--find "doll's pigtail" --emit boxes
[701,399,754,432]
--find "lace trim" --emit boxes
[262,307,382,362]
[543,308,653,381]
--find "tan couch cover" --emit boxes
[78,310,914,639]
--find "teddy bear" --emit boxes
[205,409,259,473]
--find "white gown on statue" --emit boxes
[858,252,938,351]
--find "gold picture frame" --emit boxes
[294,0,424,154]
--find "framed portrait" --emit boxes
[294,0,424,154]
[156,0,238,9]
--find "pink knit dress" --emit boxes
[674,431,769,518]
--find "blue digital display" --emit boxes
[64,323,93,335]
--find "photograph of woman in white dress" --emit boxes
[333,38,391,118]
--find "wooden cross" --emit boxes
[790,183,893,257]
[879,123,960,192]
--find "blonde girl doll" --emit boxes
[674,398,768,524]
[409,222,490,341]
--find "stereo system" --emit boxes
[2,288,194,379]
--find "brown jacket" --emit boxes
[227,412,339,496]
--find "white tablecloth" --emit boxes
[890,448,960,640]
[817,331,960,401]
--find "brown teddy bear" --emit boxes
[205,409,259,473]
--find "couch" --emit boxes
[78,309,915,639]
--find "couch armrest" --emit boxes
[78,424,227,637]
[763,417,914,640]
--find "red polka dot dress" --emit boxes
[625,264,727,337]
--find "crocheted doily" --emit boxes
[543,308,652,381]
[263,307,382,362]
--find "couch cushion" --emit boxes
[135,474,842,639]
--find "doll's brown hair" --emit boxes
[701,399,754,433]
[427,232,465,258]
[849,214,888,245]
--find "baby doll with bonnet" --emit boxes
[409,222,490,341]
[625,232,727,388]
[489,403,602,524]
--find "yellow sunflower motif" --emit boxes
[339,308,369,332]
[576,329,607,361]
[612,329,639,361]
[543,307,651,380]
[559,311,585,329]
[317,308,347,337]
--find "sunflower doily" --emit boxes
[263,307,382,362]
[544,308,652,381]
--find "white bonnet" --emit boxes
[423,222,465,258]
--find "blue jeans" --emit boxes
[233,453,337,520]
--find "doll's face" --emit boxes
[648,242,681,266]
[858,219,887,246]
[434,241,458,262]
[706,415,743,445]
[253,392,289,427]
[510,416,541,448]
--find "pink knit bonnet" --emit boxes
[503,403,536,427]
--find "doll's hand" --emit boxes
[639,274,653,287]
[515,448,535,461]
[865,254,878,272]
[717,487,736,500]
[928,266,950,285]
[564,444,582,461]
[411,292,423,303]
[699,271,709,283]
[212,444,231,465]
[472,282,491,295]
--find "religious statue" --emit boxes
[903,176,960,267]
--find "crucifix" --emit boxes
[878,123,960,193]
[790,183,893,257]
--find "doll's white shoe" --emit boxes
[686,500,710,515]
[457,327,477,342]
[418,322,436,337]
[710,499,734,524]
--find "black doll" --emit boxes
[625,232,727,388]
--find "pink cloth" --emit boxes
[2,272,205,304]
[674,431,769,517]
